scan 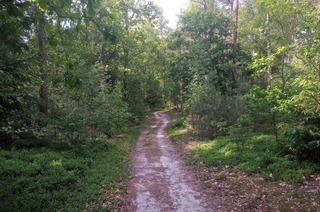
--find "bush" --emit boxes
[170,115,186,130]
[0,149,83,211]
[0,136,133,211]
[144,74,163,109]
[126,74,148,121]
[264,159,318,182]
[186,82,244,139]
[277,123,320,162]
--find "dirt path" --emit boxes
[123,112,219,212]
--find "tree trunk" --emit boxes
[37,9,49,115]
[233,0,239,51]
[99,39,106,92]
[264,13,272,86]
[229,0,239,91]
[272,112,278,140]
[99,9,106,67]
[100,40,106,66]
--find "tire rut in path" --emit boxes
[123,112,218,212]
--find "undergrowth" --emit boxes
[0,126,140,211]
[167,112,319,182]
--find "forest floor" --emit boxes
[177,141,320,211]
[120,111,320,212]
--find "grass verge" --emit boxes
[167,111,319,182]
[0,126,140,211]
[191,135,319,182]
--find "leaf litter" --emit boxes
[179,139,320,211]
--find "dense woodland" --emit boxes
[1,0,320,210]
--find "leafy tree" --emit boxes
[0,0,168,146]
[168,1,248,137]
[236,0,320,160]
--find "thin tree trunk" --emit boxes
[202,0,207,11]
[281,54,286,91]
[122,4,130,101]
[37,9,49,115]
[160,43,169,103]
[122,45,129,100]
[264,13,276,137]
[233,0,239,51]
[99,9,106,67]
[264,13,272,86]
[272,112,278,140]
[100,40,106,66]
[229,0,239,91]
[99,39,106,92]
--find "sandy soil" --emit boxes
[122,112,220,212]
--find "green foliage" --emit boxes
[191,134,319,182]
[277,123,320,162]
[171,6,236,93]
[169,112,319,182]
[0,133,138,211]
[168,53,193,109]
[170,115,186,130]
[166,111,193,144]
[0,0,38,147]
[242,86,277,133]
[0,0,167,147]
[125,74,148,121]
[144,74,163,109]
[2,0,320,202]
[168,3,250,139]
[264,159,318,182]
[60,90,128,142]
[90,91,129,136]
[288,72,320,118]
[186,82,244,138]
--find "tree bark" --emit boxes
[233,0,239,51]
[36,9,49,115]
[264,13,272,86]
[229,0,239,91]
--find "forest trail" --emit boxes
[122,112,220,212]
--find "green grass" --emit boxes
[167,112,195,143]
[191,135,319,182]
[0,126,140,211]
[167,113,319,183]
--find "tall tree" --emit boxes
[35,7,49,115]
